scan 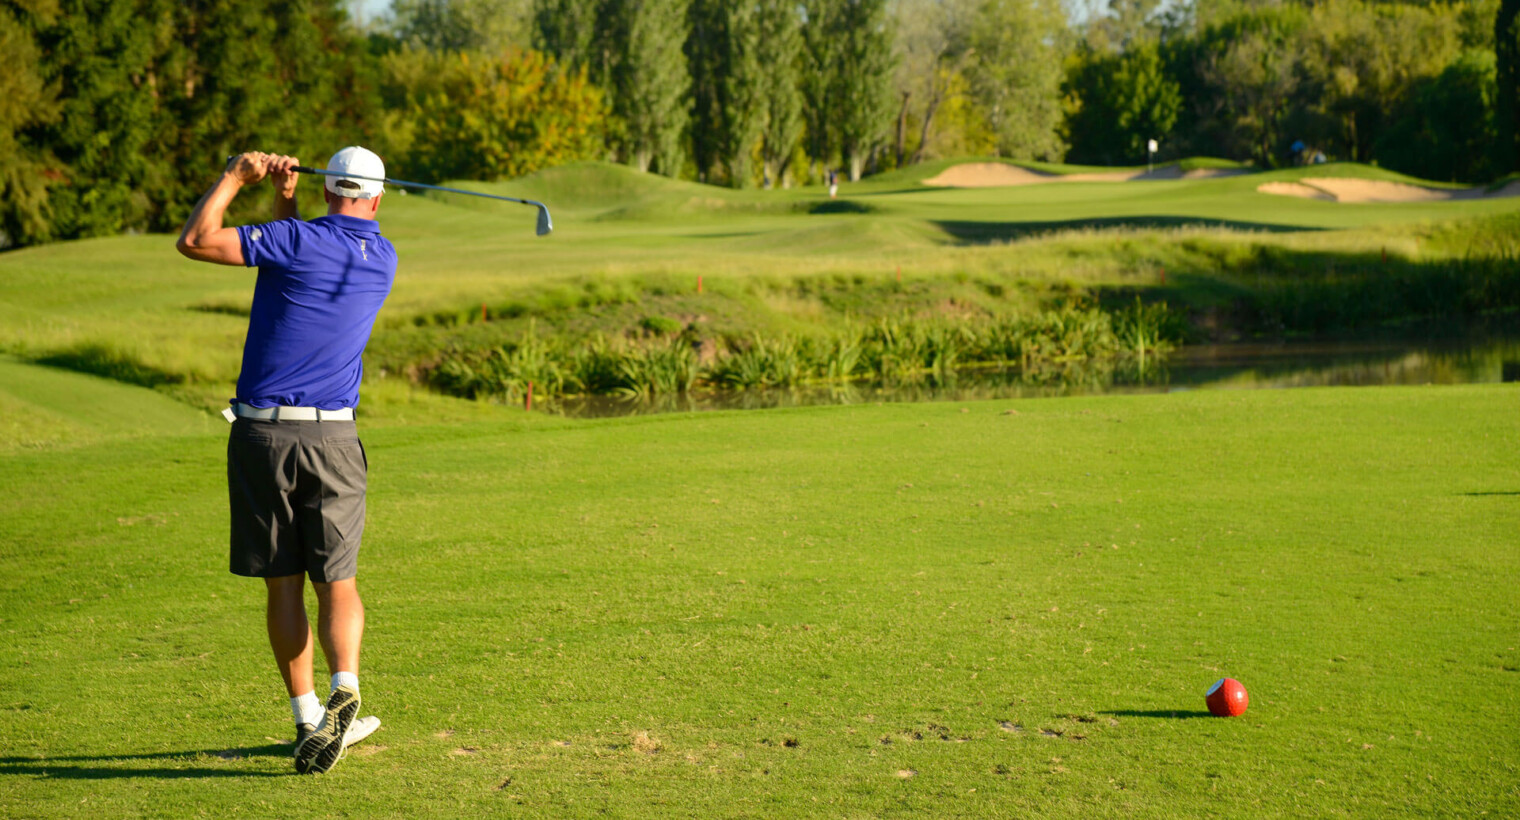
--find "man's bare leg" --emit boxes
[312,578,364,677]
[265,574,314,697]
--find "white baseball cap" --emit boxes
[325,146,385,199]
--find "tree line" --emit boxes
[3,0,1519,249]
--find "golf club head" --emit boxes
[535,205,553,236]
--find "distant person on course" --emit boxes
[175,147,397,775]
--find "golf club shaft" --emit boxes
[289,166,547,210]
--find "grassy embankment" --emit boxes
[1,158,1517,410]
[0,362,1516,816]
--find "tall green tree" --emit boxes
[532,0,606,80]
[606,0,689,174]
[0,0,62,246]
[1177,6,1306,167]
[1498,0,1520,172]
[390,0,533,53]
[382,48,606,183]
[1079,0,1164,52]
[892,0,961,166]
[963,0,1069,160]
[1064,39,1181,165]
[689,0,804,186]
[799,0,841,177]
[160,0,378,227]
[716,2,765,186]
[26,0,177,239]
[1297,0,1461,163]
[833,0,896,180]
[1377,49,1497,182]
[756,0,805,185]
[685,0,725,181]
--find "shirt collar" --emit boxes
[313,214,381,233]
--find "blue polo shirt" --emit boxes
[234,214,397,410]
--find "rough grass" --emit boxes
[0,375,1516,817]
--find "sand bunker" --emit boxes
[922,163,1062,187]
[922,162,1247,188]
[1183,168,1251,180]
[1257,181,1334,201]
[1258,177,1520,203]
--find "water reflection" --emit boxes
[536,338,1520,418]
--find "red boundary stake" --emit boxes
[697,274,704,294]
[482,302,488,322]
[525,381,533,412]
[1159,266,1166,286]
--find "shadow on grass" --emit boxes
[681,231,771,240]
[1461,491,1520,496]
[933,216,1323,244]
[808,199,878,215]
[0,743,291,780]
[35,343,185,389]
[1100,709,1216,720]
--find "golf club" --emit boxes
[290,166,553,236]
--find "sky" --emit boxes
[348,0,393,27]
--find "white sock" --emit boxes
[331,671,360,693]
[292,691,324,726]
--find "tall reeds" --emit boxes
[428,303,1185,402]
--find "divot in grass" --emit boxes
[633,731,661,755]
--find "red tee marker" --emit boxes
[1205,678,1249,717]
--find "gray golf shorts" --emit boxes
[227,418,368,582]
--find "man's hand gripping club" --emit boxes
[177,152,302,265]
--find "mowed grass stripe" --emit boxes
[1,385,1516,816]
[0,356,216,451]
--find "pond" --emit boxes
[536,335,1520,418]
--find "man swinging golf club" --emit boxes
[176,147,395,774]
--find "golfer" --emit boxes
[176,147,396,774]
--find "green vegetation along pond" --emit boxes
[539,336,1520,417]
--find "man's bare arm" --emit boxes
[176,153,267,266]
[270,154,301,222]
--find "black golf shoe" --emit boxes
[294,685,360,774]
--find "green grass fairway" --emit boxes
[2,379,1516,816]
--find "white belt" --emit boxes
[224,402,355,422]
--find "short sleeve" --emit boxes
[237,219,304,269]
